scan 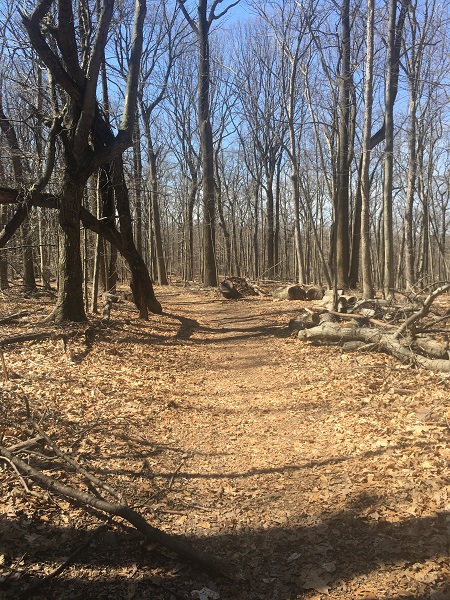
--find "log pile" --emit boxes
[219,277,267,299]
[294,284,450,372]
[273,284,324,301]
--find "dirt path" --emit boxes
[141,289,450,600]
[2,286,450,599]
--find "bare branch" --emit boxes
[177,0,199,34]
[394,283,450,339]
[209,0,240,23]
[21,2,82,103]
[120,0,147,137]
[0,443,240,579]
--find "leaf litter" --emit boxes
[0,284,450,599]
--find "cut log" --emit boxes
[219,277,263,298]
[319,312,338,325]
[341,341,374,352]
[305,286,325,300]
[288,312,321,332]
[297,322,450,372]
[103,292,120,303]
[273,285,306,301]
[412,338,449,360]
[219,279,243,299]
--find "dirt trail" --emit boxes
[145,289,450,599]
[2,286,450,600]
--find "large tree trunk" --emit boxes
[47,173,87,322]
[197,1,217,287]
[335,0,352,289]
[360,0,375,299]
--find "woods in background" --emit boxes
[1,0,450,320]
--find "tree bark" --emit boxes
[148,143,168,285]
[360,0,375,299]
[335,0,352,289]
[197,1,217,287]
[383,0,398,299]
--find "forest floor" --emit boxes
[1,284,450,600]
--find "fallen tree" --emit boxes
[0,413,240,588]
[296,283,450,372]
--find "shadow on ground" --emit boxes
[1,496,448,600]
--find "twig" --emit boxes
[168,461,184,489]
[0,444,240,580]
[1,554,27,586]
[18,523,108,598]
[28,418,126,505]
[0,455,42,498]
[0,349,8,380]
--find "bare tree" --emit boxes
[178,0,239,286]
[0,0,162,320]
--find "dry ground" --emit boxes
[1,284,450,599]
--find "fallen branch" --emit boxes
[5,436,43,452]
[0,310,30,324]
[28,419,126,505]
[0,331,66,347]
[394,282,450,339]
[0,445,240,580]
[298,322,450,371]
[0,455,42,497]
[0,327,96,349]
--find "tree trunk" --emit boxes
[148,146,168,285]
[335,0,352,289]
[197,1,217,287]
[133,117,143,255]
[404,81,418,290]
[360,0,375,299]
[47,173,87,322]
[0,205,9,289]
[186,172,198,281]
[112,156,162,317]
[265,163,275,279]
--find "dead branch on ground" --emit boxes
[0,426,240,581]
[296,283,450,371]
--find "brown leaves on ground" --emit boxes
[1,284,450,599]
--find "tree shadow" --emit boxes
[1,496,448,600]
